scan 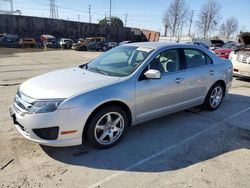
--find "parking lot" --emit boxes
[0,48,250,188]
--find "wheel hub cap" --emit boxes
[94,112,124,145]
[210,86,223,108]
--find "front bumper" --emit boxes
[231,57,250,78]
[233,67,250,78]
[9,104,83,147]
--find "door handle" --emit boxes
[175,78,184,84]
[210,70,214,75]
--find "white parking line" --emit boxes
[88,107,250,188]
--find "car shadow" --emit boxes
[235,76,250,82]
[0,47,60,58]
[41,93,250,172]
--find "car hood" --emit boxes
[20,67,120,99]
[239,33,250,45]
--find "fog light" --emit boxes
[33,127,59,140]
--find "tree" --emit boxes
[220,17,239,39]
[196,0,221,38]
[163,0,189,37]
[99,16,124,27]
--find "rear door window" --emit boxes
[184,49,212,68]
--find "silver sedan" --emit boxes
[10,42,233,148]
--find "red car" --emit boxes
[214,43,239,59]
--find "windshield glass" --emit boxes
[82,46,154,77]
[222,43,232,48]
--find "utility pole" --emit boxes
[124,13,128,27]
[88,4,92,23]
[10,0,13,14]
[49,0,56,19]
[77,14,80,22]
[180,21,184,38]
[188,10,194,36]
[0,0,14,14]
[109,0,112,25]
[56,5,58,19]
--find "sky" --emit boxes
[1,0,250,36]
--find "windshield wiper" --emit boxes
[89,67,109,76]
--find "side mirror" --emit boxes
[144,69,161,79]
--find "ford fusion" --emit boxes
[10,43,233,148]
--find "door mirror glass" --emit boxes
[144,69,161,79]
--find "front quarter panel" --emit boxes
[59,78,135,132]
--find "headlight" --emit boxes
[28,99,65,114]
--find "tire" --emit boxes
[204,83,224,111]
[102,45,108,51]
[86,106,128,149]
[79,46,87,51]
[66,43,72,49]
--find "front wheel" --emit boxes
[204,83,224,111]
[86,106,128,149]
[78,45,87,51]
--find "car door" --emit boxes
[135,49,186,123]
[182,48,215,109]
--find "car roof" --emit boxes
[124,42,204,50]
[61,38,72,40]
[41,35,55,39]
[85,37,105,39]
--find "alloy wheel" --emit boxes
[94,112,124,145]
[210,86,223,108]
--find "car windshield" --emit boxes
[81,45,154,77]
[223,43,234,48]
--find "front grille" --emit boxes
[237,54,249,63]
[13,89,34,114]
[12,114,30,135]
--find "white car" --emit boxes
[59,38,74,49]
[229,32,250,78]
